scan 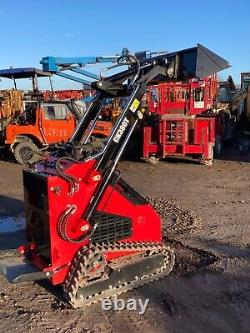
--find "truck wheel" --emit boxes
[200,143,214,166]
[214,135,222,157]
[145,155,159,165]
[14,141,41,165]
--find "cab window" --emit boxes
[43,104,69,120]
[151,88,158,103]
[193,88,204,102]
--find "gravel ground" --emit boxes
[0,144,250,333]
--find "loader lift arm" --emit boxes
[40,49,169,85]
[52,44,229,227]
[40,53,123,85]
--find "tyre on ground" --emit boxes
[14,140,42,165]
[145,155,159,165]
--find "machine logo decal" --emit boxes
[113,117,130,143]
[130,99,140,112]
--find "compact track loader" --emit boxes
[0,45,228,307]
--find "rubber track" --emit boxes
[63,241,175,308]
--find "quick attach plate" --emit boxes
[0,250,48,283]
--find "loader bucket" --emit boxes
[161,44,229,80]
[164,44,230,80]
[195,44,229,78]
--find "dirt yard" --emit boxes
[0,145,250,333]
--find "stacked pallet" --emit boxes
[0,90,23,131]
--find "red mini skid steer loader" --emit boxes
[0,45,228,307]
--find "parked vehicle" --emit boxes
[0,68,113,164]
[143,75,232,165]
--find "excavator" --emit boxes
[0,45,229,307]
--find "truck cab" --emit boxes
[5,100,78,164]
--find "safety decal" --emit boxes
[130,99,140,112]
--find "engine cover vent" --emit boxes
[90,211,132,243]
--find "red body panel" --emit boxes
[23,158,162,285]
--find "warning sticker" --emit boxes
[130,99,140,112]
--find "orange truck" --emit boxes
[3,99,112,164]
[0,68,112,164]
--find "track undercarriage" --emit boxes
[64,241,174,308]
